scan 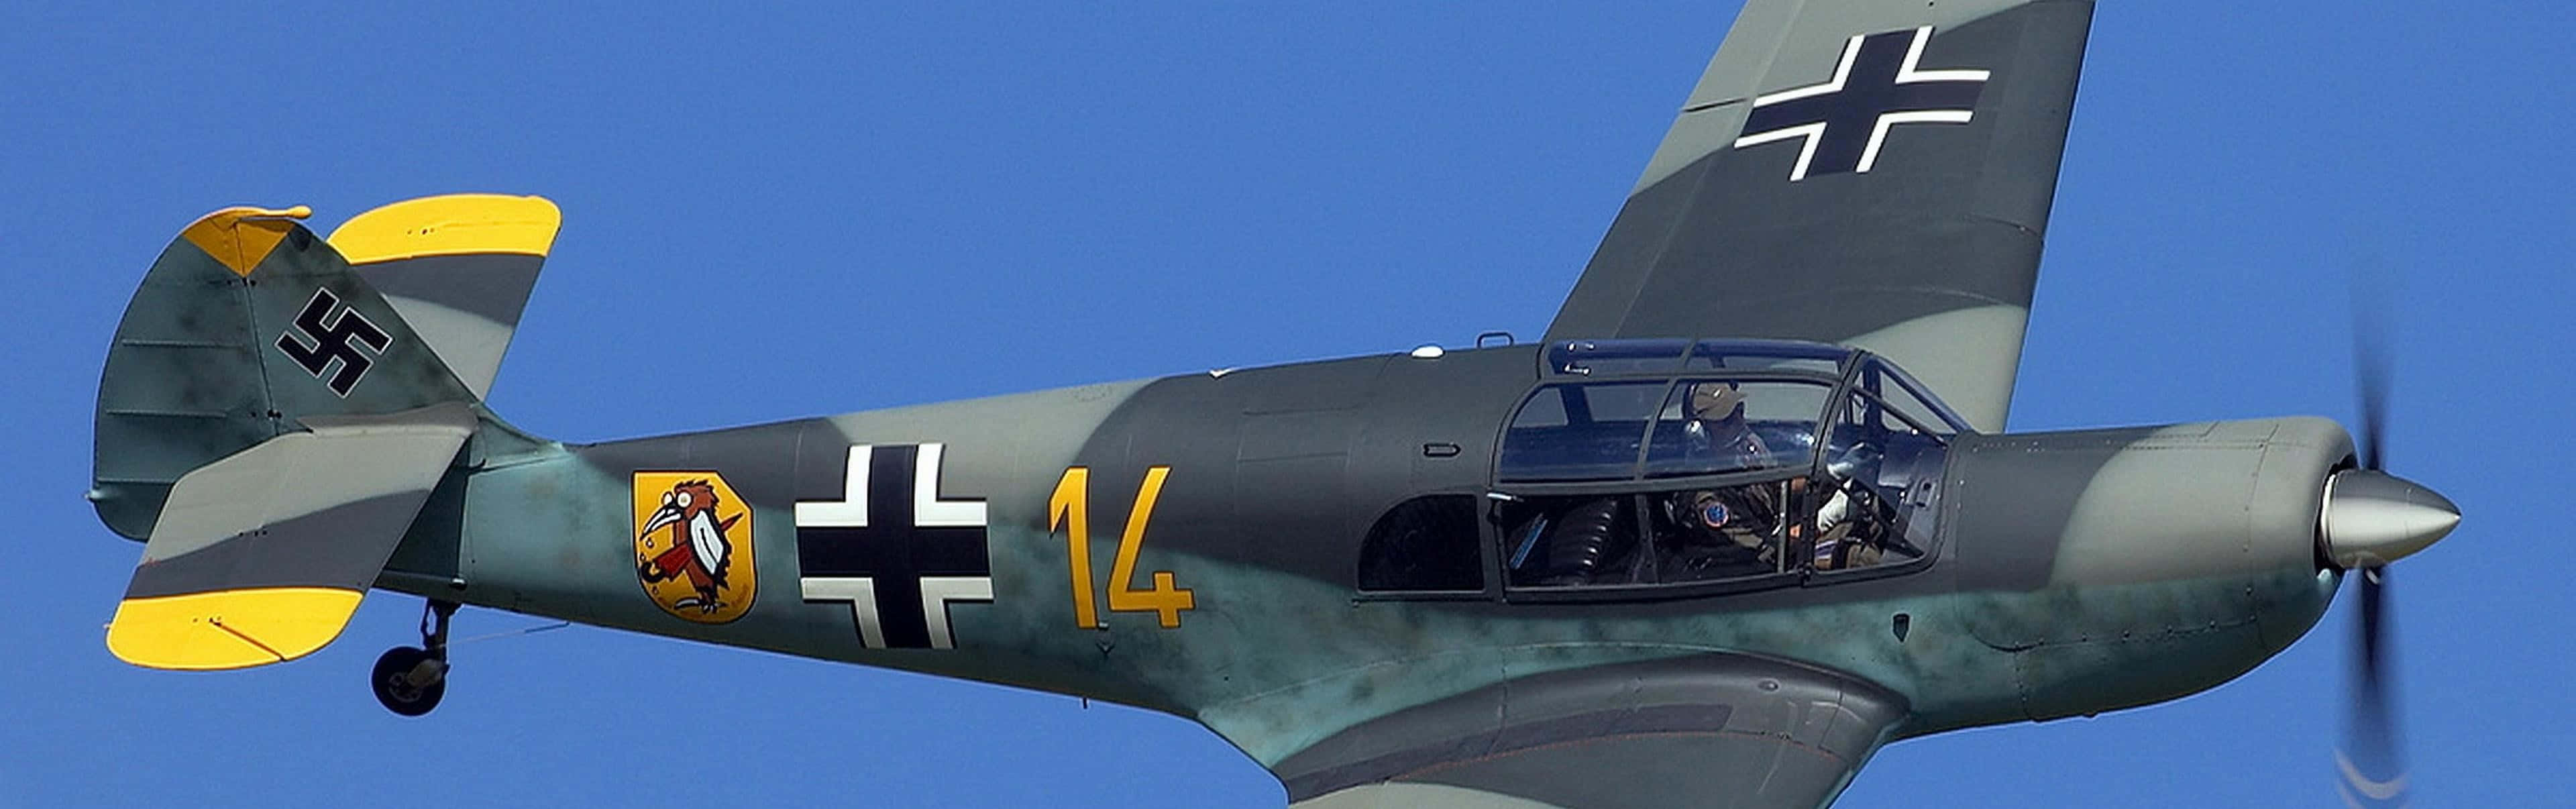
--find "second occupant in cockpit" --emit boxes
[1807,477,1871,570]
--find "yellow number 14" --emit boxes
[1049,466,1194,629]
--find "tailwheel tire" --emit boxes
[371,645,447,716]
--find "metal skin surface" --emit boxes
[90,1,2403,804]
[339,346,2349,806]
[92,225,477,541]
[94,211,2357,805]
[93,217,2355,804]
[1550,0,2095,433]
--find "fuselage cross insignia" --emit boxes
[1731,25,1989,182]
[795,443,993,650]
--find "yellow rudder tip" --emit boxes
[177,204,312,277]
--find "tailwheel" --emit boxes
[372,600,458,716]
[371,645,446,716]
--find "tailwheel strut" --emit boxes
[371,600,458,717]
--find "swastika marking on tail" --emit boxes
[274,288,392,397]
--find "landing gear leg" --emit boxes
[372,600,458,716]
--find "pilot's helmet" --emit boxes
[1688,382,1748,422]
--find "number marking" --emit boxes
[1051,466,1194,629]
[1048,468,1099,629]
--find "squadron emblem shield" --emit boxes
[633,472,756,624]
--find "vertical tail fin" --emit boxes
[93,199,562,669]
[91,205,479,540]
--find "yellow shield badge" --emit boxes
[632,472,755,624]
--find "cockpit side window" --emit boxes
[1813,393,1946,572]
[1642,380,1829,478]
[1856,359,1968,437]
[1497,382,1668,482]
[1501,495,1646,588]
[1503,479,1815,589]
[1489,355,1944,596]
[1645,480,1794,582]
[1358,495,1485,592]
[1805,463,1928,572]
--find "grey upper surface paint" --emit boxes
[94,224,474,541]
[94,2,2394,806]
[366,345,2347,788]
[353,252,546,400]
[126,404,472,598]
[1548,0,2094,433]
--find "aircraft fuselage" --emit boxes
[372,342,2345,767]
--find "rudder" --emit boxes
[91,205,477,541]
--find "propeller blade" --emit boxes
[2341,254,2411,804]
[2350,255,2395,471]
[2353,338,2388,472]
[2338,567,2409,807]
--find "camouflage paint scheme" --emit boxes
[91,1,2387,806]
[357,352,2343,808]
[1556,0,2091,435]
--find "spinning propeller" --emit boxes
[2322,276,2458,807]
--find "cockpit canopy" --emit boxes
[1503,339,1969,484]
[1356,339,1975,596]
[1546,337,1849,379]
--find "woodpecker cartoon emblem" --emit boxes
[632,472,757,624]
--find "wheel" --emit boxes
[371,646,447,716]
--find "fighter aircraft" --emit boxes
[89,1,2459,806]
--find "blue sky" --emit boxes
[4,2,2567,806]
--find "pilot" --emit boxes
[1657,383,1783,578]
[1676,485,1778,569]
[1678,476,1874,574]
[1684,382,1771,473]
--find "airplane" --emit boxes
[87,1,2462,807]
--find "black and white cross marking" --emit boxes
[274,287,392,397]
[1731,25,1989,182]
[796,443,992,649]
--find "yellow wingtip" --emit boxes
[328,193,561,264]
[107,588,364,671]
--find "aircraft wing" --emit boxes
[1545,0,2096,431]
[1266,655,1907,809]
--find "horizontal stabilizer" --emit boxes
[107,403,475,670]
